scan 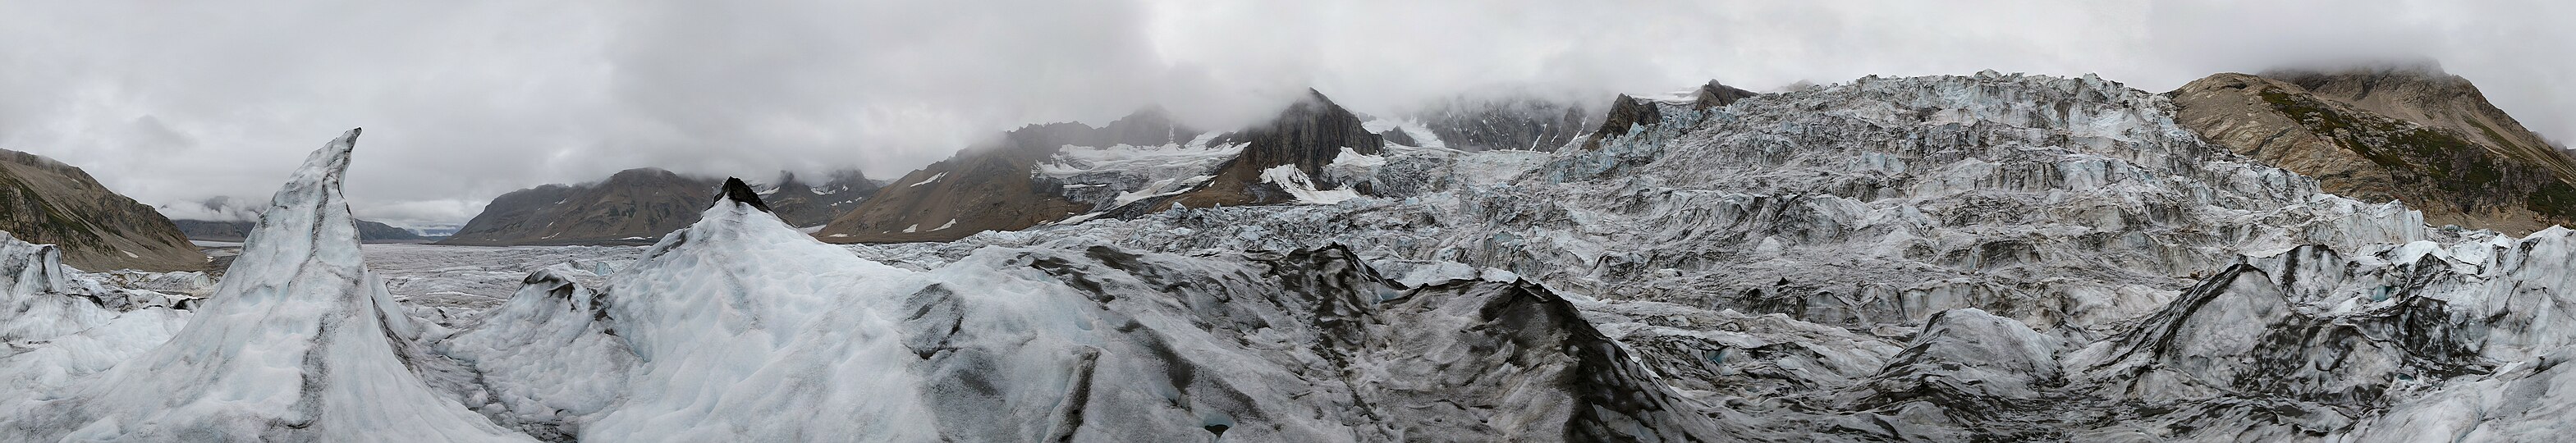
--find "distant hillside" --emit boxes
[175,218,432,243]
[441,168,717,246]
[166,196,436,243]
[0,149,206,272]
[441,168,879,246]
[2170,64,2576,234]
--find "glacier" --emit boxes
[2,71,2574,441]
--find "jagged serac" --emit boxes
[0,129,534,442]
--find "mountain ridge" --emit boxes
[441,168,879,246]
[0,148,206,272]
[2170,66,2576,234]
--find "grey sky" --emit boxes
[1,0,2565,226]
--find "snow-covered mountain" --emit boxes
[4,69,2573,441]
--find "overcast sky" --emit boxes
[1,0,2565,226]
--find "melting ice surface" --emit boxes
[7,73,2576,441]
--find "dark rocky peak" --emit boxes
[1693,80,1760,110]
[1210,89,1384,180]
[1581,94,1664,151]
[1573,80,1762,151]
[441,167,722,246]
[717,177,772,212]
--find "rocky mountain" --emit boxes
[1403,94,1597,151]
[1579,80,1758,150]
[442,168,880,246]
[814,91,1385,243]
[1154,89,1384,209]
[2170,64,2576,234]
[0,149,205,272]
[441,168,717,246]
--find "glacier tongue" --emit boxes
[0,129,532,442]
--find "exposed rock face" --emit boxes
[442,168,718,246]
[1579,94,1661,151]
[1692,80,1759,110]
[715,177,772,213]
[1411,95,1595,152]
[0,149,204,272]
[1158,89,1385,209]
[1577,81,1756,151]
[2170,68,2576,234]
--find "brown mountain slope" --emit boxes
[2170,68,2576,234]
[440,168,720,245]
[811,122,1125,244]
[0,149,206,272]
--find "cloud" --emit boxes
[0,0,2565,226]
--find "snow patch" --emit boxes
[1259,165,1360,204]
[908,172,947,187]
